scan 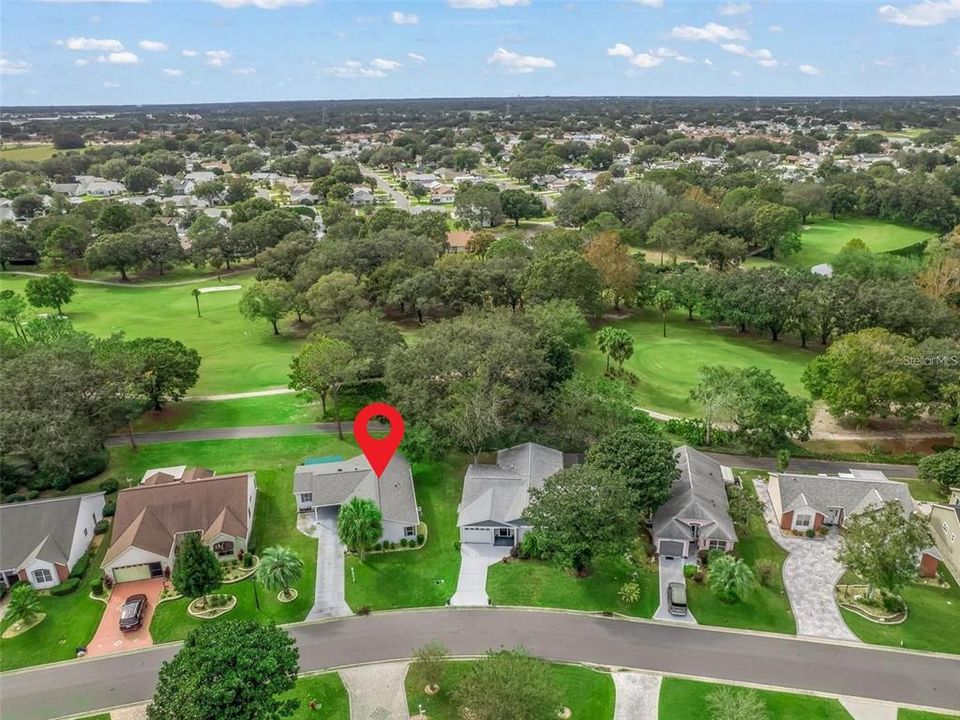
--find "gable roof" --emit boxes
[652,446,737,543]
[774,471,914,519]
[103,471,253,567]
[0,493,104,570]
[458,442,564,527]
[293,454,419,525]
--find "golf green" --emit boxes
[785,218,932,270]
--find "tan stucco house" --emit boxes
[929,487,960,582]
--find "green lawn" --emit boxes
[487,555,659,618]
[100,435,357,643]
[406,661,615,720]
[345,456,464,610]
[903,476,950,503]
[281,672,350,720]
[840,567,960,655]
[898,710,957,720]
[579,310,815,417]
[73,715,111,720]
[658,678,853,720]
[686,473,797,635]
[0,143,58,161]
[0,525,111,671]
[0,273,305,395]
[787,218,932,270]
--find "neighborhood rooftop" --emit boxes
[0,493,105,570]
[773,471,914,518]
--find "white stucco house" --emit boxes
[101,467,256,584]
[0,493,106,590]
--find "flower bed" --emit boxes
[367,523,428,555]
[222,555,259,583]
[836,585,907,625]
[187,594,237,619]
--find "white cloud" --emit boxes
[669,22,749,42]
[630,53,664,68]
[205,50,232,66]
[101,51,141,64]
[487,46,555,73]
[232,67,256,75]
[703,58,714,66]
[721,43,777,66]
[41,0,148,3]
[102,80,121,87]
[407,52,427,62]
[873,58,897,66]
[799,63,821,75]
[719,2,751,14]
[208,0,313,8]
[653,46,678,57]
[64,36,124,51]
[75,58,90,66]
[731,69,743,77]
[0,58,31,76]
[675,55,695,63]
[162,68,183,76]
[448,0,530,8]
[182,49,199,57]
[391,10,419,24]
[878,0,960,26]
[768,24,783,32]
[633,0,664,6]
[324,64,387,78]
[370,58,402,70]
[138,40,168,51]
[606,43,635,58]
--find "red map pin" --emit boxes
[353,402,405,478]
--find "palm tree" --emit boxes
[653,289,676,338]
[6,584,41,627]
[256,546,304,601]
[709,555,757,603]
[596,326,616,372]
[337,498,383,560]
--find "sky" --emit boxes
[1,0,959,107]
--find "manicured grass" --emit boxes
[686,474,797,635]
[898,710,957,719]
[0,273,306,394]
[406,660,615,720]
[840,567,960,655]
[73,715,111,720]
[787,218,932,270]
[0,143,58,161]
[0,527,111,671]
[487,555,659,618]
[99,435,358,642]
[281,672,350,720]
[658,678,853,720]
[345,456,464,610]
[903,477,950,503]
[579,310,815,417]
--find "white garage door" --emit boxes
[461,527,492,544]
[112,564,152,583]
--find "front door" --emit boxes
[494,528,515,546]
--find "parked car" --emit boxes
[119,593,148,631]
[667,582,687,616]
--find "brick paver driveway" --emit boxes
[753,479,858,642]
[86,578,164,658]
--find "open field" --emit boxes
[0,144,58,161]
[787,218,931,270]
[579,310,816,417]
[0,272,306,395]
[406,660,615,720]
[658,677,853,719]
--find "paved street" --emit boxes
[2,609,958,720]
[706,452,918,479]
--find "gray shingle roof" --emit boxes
[652,446,737,543]
[0,493,105,570]
[458,443,564,527]
[293,454,419,525]
[776,472,914,518]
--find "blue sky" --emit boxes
[1,0,958,107]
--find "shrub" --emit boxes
[697,548,709,565]
[102,573,114,590]
[619,581,641,604]
[26,489,39,500]
[805,529,815,538]
[707,549,726,566]
[50,577,81,596]
[69,554,90,579]
[94,519,109,534]
[518,531,545,560]
[90,580,103,596]
[683,564,698,579]
[357,605,372,616]
[400,538,409,548]
[373,542,383,552]
[99,478,120,494]
[693,571,705,583]
[664,417,735,447]
[102,500,116,517]
[453,541,462,552]
[881,593,906,614]
[242,553,254,568]
[754,560,776,588]
[416,533,425,545]
[5,494,25,503]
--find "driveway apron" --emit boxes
[450,543,511,606]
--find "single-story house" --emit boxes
[101,467,256,583]
[293,454,420,543]
[767,469,914,533]
[350,187,375,205]
[652,446,737,559]
[430,185,456,204]
[445,230,473,253]
[457,442,565,547]
[0,493,106,590]
[929,487,960,581]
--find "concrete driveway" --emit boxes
[753,479,858,642]
[654,556,697,624]
[298,508,351,619]
[450,543,510,606]
[86,578,164,658]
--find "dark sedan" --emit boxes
[119,593,148,632]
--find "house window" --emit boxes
[707,540,726,550]
[795,514,812,528]
[943,522,950,535]
[299,492,313,504]
[404,526,416,538]
[32,568,53,584]
[84,528,88,537]
[213,541,235,557]
[690,524,700,539]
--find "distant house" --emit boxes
[74,176,124,197]
[457,442,565,547]
[430,185,456,204]
[929,487,960,581]
[101,467,256,583]
[350,187,375,205]
[51,182,81,196]
[652,446,737,559]
[293,455,420,543]
[184,170,217,185]
[767,469,914,533]
[445,230,473,253]
[0,494,106,590]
